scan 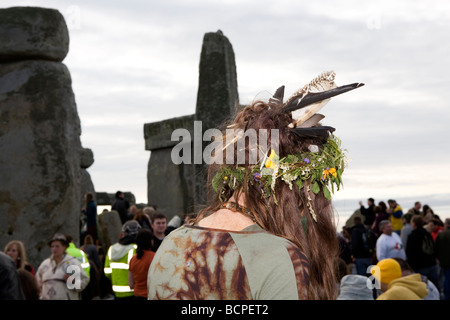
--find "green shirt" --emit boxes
[147,224,309,300]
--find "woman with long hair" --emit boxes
[147,71,363,300]
[129,229,155,300]
[4,240,35,274]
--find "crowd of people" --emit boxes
[337,198,450,300]
[0,190,196,300]
[1,192,449,301]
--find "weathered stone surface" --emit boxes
[80,147,94,169]
[0,7,70,62]
[193,30,239,207]
[97,210,122,253]
[80,169,96,204]
[195,30,239,128]
[0,60,82,266]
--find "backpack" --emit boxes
[362,229,377,253]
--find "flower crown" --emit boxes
[211,71,363,221]
[212,134,347,221]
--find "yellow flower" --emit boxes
[322,169,329,181]
[323,168,337,181]
[265,158,275,169]
[329,168,337,178]
[265,149,278,169]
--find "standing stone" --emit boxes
[194,30,239,207]
[195,30,239,129]
[0,7,69,62]
[0,7,93,267]
[97,210,122,254]
[143,30,239,219]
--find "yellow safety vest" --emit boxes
[66,242,90,277]
[104,243,137,298]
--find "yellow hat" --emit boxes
[371,258,402,284]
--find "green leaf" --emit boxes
[312,181,320,194]
[323,186,331,200]
[212,172,222,193]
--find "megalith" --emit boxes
[0,7,93,267]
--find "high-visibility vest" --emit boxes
[104,243,137,298]
[66,242,91,277]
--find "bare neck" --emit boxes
[197,208,254,231]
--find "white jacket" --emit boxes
[36,254,89,300]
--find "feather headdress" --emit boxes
[212,71,364,221]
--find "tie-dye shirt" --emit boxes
[147,223,310,300]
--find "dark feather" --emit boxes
[268,85,285,107]
[283,83,364,113]
[290,126,335,138]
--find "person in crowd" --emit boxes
[151,212,167,251]
[386,199,403,235]
[378,201,388,214]
[133,208,152,229]
[128,205,139,221]
[371,204,389,238]
[148,74,364,299]
[337,274,374,300]
[338,227,353,271]
[143,206,157,222]
[0,252,24,299]
[112,191,130,225]
[82,235,112,299]
[4,240,35,275]
[350,216,376,276]
[428,218,444,241]
[81,239,103,300]
[359,197,375,228]
[392,258,440,300]
[407,201,422,216]
[373,258,428,300]
[422,205,435,230]
[405,215,439,290]
[82,192,98,243]
[422,204,434,217]
[129,229,155,300]
[17,269,40,300]
[35,233,89,300]
[376,220,406,261]
[104,220,140,299]
[400,213,413,252]
[65,234,90,277]
[435,218,450,300]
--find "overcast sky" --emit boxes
[4,1,450,215]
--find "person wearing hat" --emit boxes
[104,220,140,299]
[35,233,89,300]
[337,274,374,300]
[372,258,428,300]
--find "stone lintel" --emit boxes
[144,114,195,151]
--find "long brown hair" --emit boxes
[195,100,339,299]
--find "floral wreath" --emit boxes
[212,134,347,221]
